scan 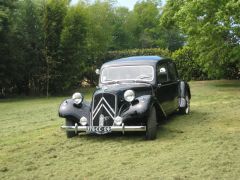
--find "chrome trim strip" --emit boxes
[102,104,114,119]
[160,81,179,87]
[103,97,115,114]
[61,125,146,132]
[92,97,115,115]
[92,104,114,120]
[91,93,117,126]
[92,104,103,120]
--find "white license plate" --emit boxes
[87,126,111,134]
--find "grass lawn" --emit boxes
[0,80,239,179]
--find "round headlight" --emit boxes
[124,90,135,102]
[72,92,83,105]
[114,116,123,126]
[80,116,87,126]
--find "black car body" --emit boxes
[59,56,191,140]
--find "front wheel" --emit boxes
[145,106,157,140]
[65,118,77,138]
[179,93,190,115]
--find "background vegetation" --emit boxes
[1,0,240,97]
[0,80,239,179]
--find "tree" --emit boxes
[163,0,240,78]
[159,0,185,51]
[41,0,68,95]
[0,0,17,96]
[111,7,132,50]
[13,0,44,95]
[133,0,161,48]
[84,0,116,83]
[59,4,87,90]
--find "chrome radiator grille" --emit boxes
[91,93,116,126]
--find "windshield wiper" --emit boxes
[104,79,120,84]
[137,74,151,79]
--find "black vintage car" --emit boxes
[59,56,191,140]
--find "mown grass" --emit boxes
[0,80,239,179]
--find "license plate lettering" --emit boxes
[87,126,111,134]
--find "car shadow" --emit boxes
[73,110,207,142]
[156,109,210,139]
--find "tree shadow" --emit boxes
[212,81,240,88]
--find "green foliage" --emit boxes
[59,4,87,91]
[0,0,17,96]
[172,46,207,81]
[42,0,68,95]
[133,0,160,48]
[105,48,171,64]
[111,7,136,50]
[13,0,44,94]
[163,0,240,79]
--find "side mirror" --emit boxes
[95,69,100,75]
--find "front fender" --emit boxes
[120,95,165,123]
[59,99,90,123]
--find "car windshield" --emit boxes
[101,65,154,83]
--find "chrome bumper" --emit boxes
[61,123,146,134]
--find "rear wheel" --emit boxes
[145,106,157,140]
[179,93,190,115]
[65,118,77,138]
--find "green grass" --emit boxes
[0,80,239,179]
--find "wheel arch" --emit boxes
[151,97,166,124]
[58,99,91,123]
[179,81,191,99]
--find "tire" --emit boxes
[179,93,190,115]
[65,118,77,138]
[145,106,157,140]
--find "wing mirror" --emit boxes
[95,69,100,75]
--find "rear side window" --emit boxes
[157,63,169,83]
[168,62,178,81]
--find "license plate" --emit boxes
[87,126,111,134]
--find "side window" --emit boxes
[168,62,178,81]
[157,63,169,83]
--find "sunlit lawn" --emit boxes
[0,80,239,179]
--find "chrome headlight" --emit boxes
[124,90,135,102]
[80,116,87,126]
[72,92,83,105]
[114,116,123,126]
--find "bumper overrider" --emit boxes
[61,123,146,135]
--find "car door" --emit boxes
[167,61,179,112]
[155,61,173,114]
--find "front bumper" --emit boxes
[61,123,146,134]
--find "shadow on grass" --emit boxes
[211,81,240,88]
[76,131,145,142]
[157,109,210,139]
[70,109,208,142]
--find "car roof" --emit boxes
[102,56,169,68]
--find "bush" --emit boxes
[172,47,208,81]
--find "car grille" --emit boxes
[91,93,116,126]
